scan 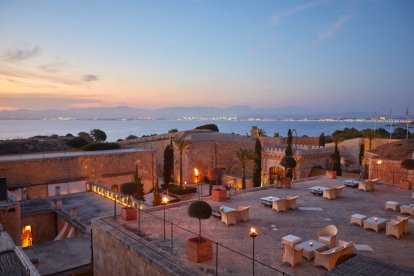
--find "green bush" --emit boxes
[82,142,120,151]
[67,137,89,148]
[120,182,139,197]
[195,124,219,132]
[125,135,138,140]
[90,129,107,142]
[167,184,197,195]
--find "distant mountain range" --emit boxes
[0,106,391,120]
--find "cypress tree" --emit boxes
[163,145,173,187]
[319,132,326,147]
[332,142,342,176]
[133,165,145,202]
[359,143,364,166]
[287,129,293,145]
[152,179,161,206]
[253,138,262,187]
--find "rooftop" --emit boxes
[104,177,414,275]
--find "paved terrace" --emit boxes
[109,177,414,276]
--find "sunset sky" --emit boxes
[1,0,413,114]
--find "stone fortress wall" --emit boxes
[0,150,156,199]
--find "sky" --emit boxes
[0,0,413,115]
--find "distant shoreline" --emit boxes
[0,117,411,123]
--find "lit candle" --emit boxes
[162,196,169,204]
[309,242,313,246]
[374,217,378,222]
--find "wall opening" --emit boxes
[110,185,118,192]
[21,225,33,247]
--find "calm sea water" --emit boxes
[0,119,392,142]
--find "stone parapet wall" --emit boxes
[0,150,156,198]
[367,158,413,186]
[92,218,199,276]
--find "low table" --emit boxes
[363,217,388,232]
[281,235,301,247]
[220,206,235,213]
[260,196,279,207]
[309,186,328,196]
[344,179,359,188]
[400,204,414,215]
[350,214,367,227]
[295,239,327,260]
[385,201,400,211]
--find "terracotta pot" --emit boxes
[121,207,137,221]
[211,188,227,201]
[326,170,337,179]
[186,237,213,263]
[399,180,412,190]
[281,178,292,188]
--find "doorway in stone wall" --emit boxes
[110,185,118,193]
[269,166,284,184]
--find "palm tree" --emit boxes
[174,136,191,189]
[235,148,255,189]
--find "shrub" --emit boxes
[90,129,107,142]
[78,131,93,142]
[67,137,89,148]
[168,128,178,133]
[401,159,414,170]
[319,132,325,147]
[82,142,120,151]
[195,124,219,132]
[120,182,138,206]
[125,135,138,140]
[65,133,74,137]
[167,184,197,195]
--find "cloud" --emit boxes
[82,74,99,82]
[1,46,41,62]
[270,11,358,66]
[319,11,358,40]
[272,0,330,24]
[39,62,73,73]
[0,93,104,110]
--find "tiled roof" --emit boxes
[0,250,29,276]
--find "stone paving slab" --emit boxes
[327,254,414,276]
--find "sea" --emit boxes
[0,119,394,142]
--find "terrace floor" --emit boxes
[113,176,414,276]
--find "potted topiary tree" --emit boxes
[280,156,296,188]
[210,167,227,201]
[280,130,296,188]
[120,182,138,221]
[186,200,213,263]
[326,139,342,179]
[400,159,414,190]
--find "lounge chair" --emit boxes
[318,225,338,248]
[221,210,238,225]
[323,188,336,200]
[313,246,344,271]
[338,240,354,255]
[286,196,298,210]
[237,206,250,222]
[335,186,345,197]
[386,219,405,239]
[396,216,410,235]
[272,198,287,212]
[282,243,303,268]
